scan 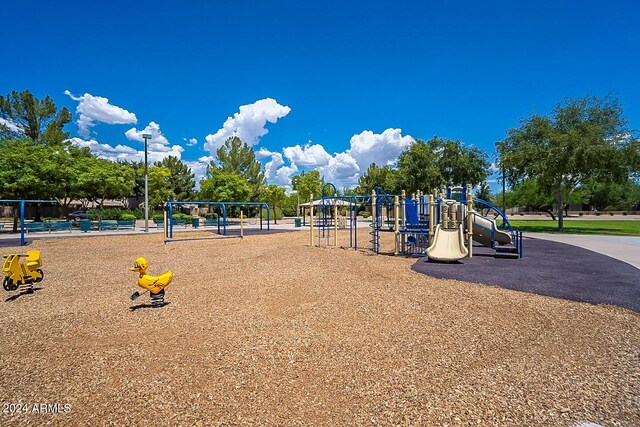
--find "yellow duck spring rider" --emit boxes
[130,257,172,307]
[2,250,43,293]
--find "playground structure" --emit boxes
[309,184,523,261]
[2,250,43,292]
[163,200,270,244]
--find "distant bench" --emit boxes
[25,221,73,233]
[203,218,228,227]
[98,220,136,231]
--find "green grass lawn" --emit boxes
[504,220,640,236]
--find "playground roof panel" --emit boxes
[297,199,354,207]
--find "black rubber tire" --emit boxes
[3,277,18,291]
[35,269,44,283]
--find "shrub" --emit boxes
[623,211,628,216]
[152,213,165,221]
[595,212,601,216]
[578,212,584,216]
[120,213,136,221]
[361,211,371,218]
[609,212,614,216]
[171,213,191,221]
[203,212,218,219]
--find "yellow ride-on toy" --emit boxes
[130,257,172,307]
[2,250,43,292]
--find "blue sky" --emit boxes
[2,0,639,190]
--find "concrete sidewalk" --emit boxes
[526,233,640,269]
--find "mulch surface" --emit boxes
[412,238,640,312]
[1,230,638,426]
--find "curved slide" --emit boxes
[472,214,512,247]
[426,224,469,261]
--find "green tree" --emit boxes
[77,158,135,218]
[0,139,56,199]
[0,90,71,145]
[199,169,251,202]
[291,170,324,202]
[47,145,95,214]
[356,163,400,195]
[212,136,265,199]
[505,179,556,218]
[282,192,301,217]
[498,96,639,231]
[0,138,59,228]
[147,166,173,209]
[156,156,195,200]
[475,182,492,201]
[263,184,286,224]
[395,137,489,194]
[434,137,489,186]
[582,178,640,211]
[396,140,441,193]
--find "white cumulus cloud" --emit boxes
[125,121,169,146]
[0,117,23,134]
[274,164,298,190]
[282,142,332,167]
[64,90,137,138]
[347,128,414,171]
[184,137,198,146]
[264,152,285,181]
[204,98,291,153]
[273,128,414,189]
[318,152,360,187]
[68,136,183,164]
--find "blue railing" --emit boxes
[473,198,513,231]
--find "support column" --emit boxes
[428,194,435,240]
[240,210,244,238]
[333,204,338,247]
[371,190,377,224]
[467,184,473,258]
[394,195,400,255]
[309,194,314,247]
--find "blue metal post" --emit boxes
[169,203,174,239]
[266,204,270,231]
[222,204,227,235]
[20,200,25,246]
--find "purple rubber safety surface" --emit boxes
[411,238,640,313]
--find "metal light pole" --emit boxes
[142,133,151,232]
[502,165,506,214]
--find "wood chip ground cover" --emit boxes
[0,230,638,426]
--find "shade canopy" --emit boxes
[297,199,355,208]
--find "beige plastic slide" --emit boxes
[426,224,469,261]
[472,214,512,247]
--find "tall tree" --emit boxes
[474,182,492,202]
[156,156,195,200]
[199,169,251,202]
[396,140,442,193]
[0,138,56,199]
[291,170,324,202]
[47,145,95,214]
[77,158,135,218]
[498,96,639,231]
[147,166,173,208]
[0,90,71,145]
[212,136,265,199]
[434,137,489,186]
[263,184,286,224]
[356,163,400,195]
[395,137,489,194]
